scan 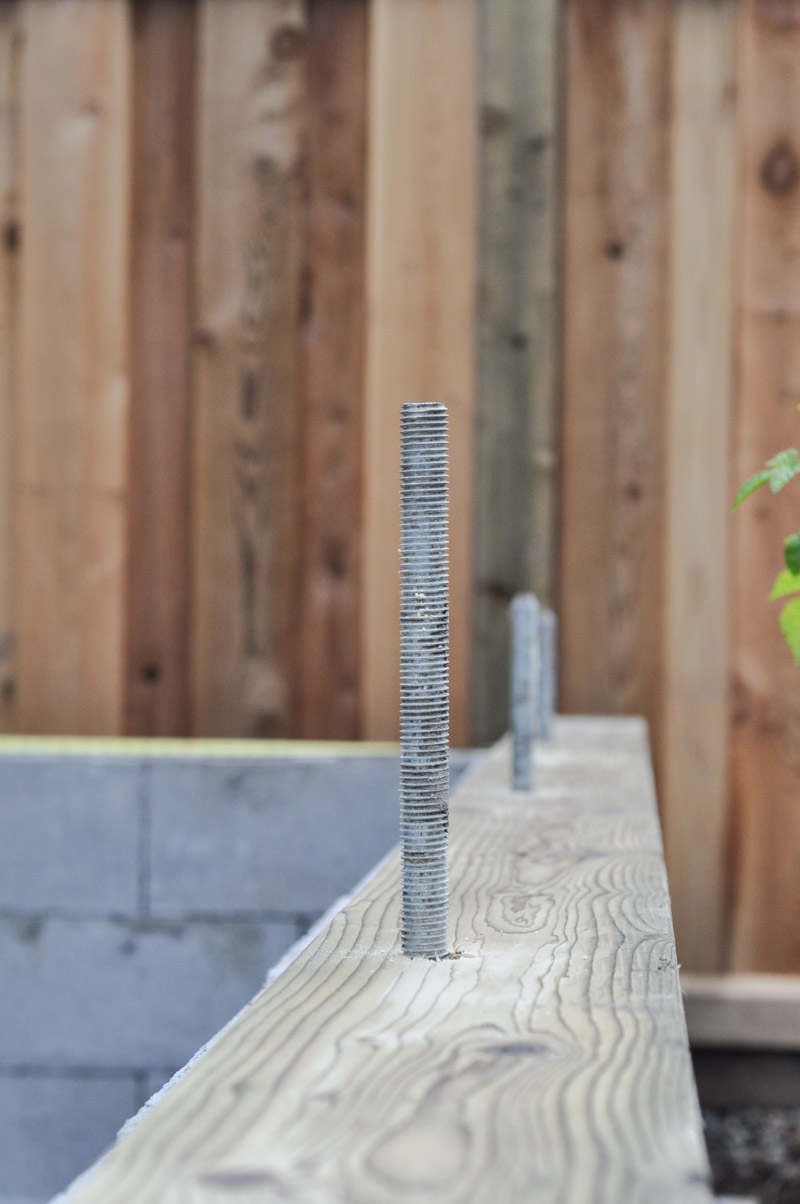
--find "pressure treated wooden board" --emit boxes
[296,0,368,741]
[191,0,306,738]
[124,0,196,737]
[662,0,737,973]
[16,0,130,734]
[731,0,800,971]
[363,0,477,745]
[0,0,18,732]
[62,718,712,1204]
[560,0,670,735]
[472,0,562,745]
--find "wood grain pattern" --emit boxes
[296,0,367,740]
[16,0,131,734]
[63,718,712,1204]
[363,0,477,744]
[124,0,195,737]
[191,0,307,738]
[730,0,800,971]
[472,0,562,745]
[662,0,737,973]
[0,1,19,731]
[560,0,671,737]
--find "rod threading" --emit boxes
[539,609,558,741]
[399,402,449,958]
[510,593,540,790]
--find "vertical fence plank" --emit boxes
[560,0,671,737]
[0,1,19,730]
[124,0,195,737]
[296,0,367,740]
[731,0,800,971]
[192,0,307,737]
[662,0,737,973]
[16,0,130,734]
[363,0,477,743]
[472,0,562,745]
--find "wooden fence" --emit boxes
[0,0,798,977]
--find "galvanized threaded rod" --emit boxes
[399,402,450,958]
[511,593,540,790]
[539,609,558,741]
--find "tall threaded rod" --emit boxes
[539,609,558,741]
[511,593,540,790]
[399,402,450,958]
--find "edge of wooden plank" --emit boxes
[728,0,800,974]
[296,0,368,740]
[471,0,562,745]
[559,0,671,726]
[362,0,478,744]
[191,0,307,738]
[16,0,132,734]
[662,0,737,973]
[0,1,19,732]
[123,0,196,736]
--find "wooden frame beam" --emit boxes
[62,718,712,1203]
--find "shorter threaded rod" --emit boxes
[399,402,450,958]
[510,593,540,790]
[539,609,558,741]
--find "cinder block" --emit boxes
[0,1072,137,1199]
[149,755,476,916]
[0,760,140,914]
[0,916,297,1069]
[148,759,400,915]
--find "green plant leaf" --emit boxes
[780,598,800,663]
[770,569,800,600]
[733,470,772,508]
[786,535,800,574]
[766,448,800,492]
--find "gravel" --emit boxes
[704,1107,800,1203]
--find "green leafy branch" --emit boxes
[734,447,800,662]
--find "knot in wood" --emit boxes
[271,23,307,61]
[760,140,800,196]
[756,0,800,31]
[480,104,510,137]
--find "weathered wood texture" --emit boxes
[560,0,671,733]
[5,0,800,981]
[124,0,195,736]
[472,0,561,745]
[296,0,368,740]
[730,0,800,972]
[0,1,19,730]
[63,718,712,1204]
[191,0,306,738]
[16,0,131,734]
[363,0,477,744]
[662,0,737,973]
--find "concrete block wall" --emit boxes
[0,745,475,1201]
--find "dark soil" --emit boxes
[704,1107,800,1203]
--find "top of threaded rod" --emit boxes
[401,401,448,424]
